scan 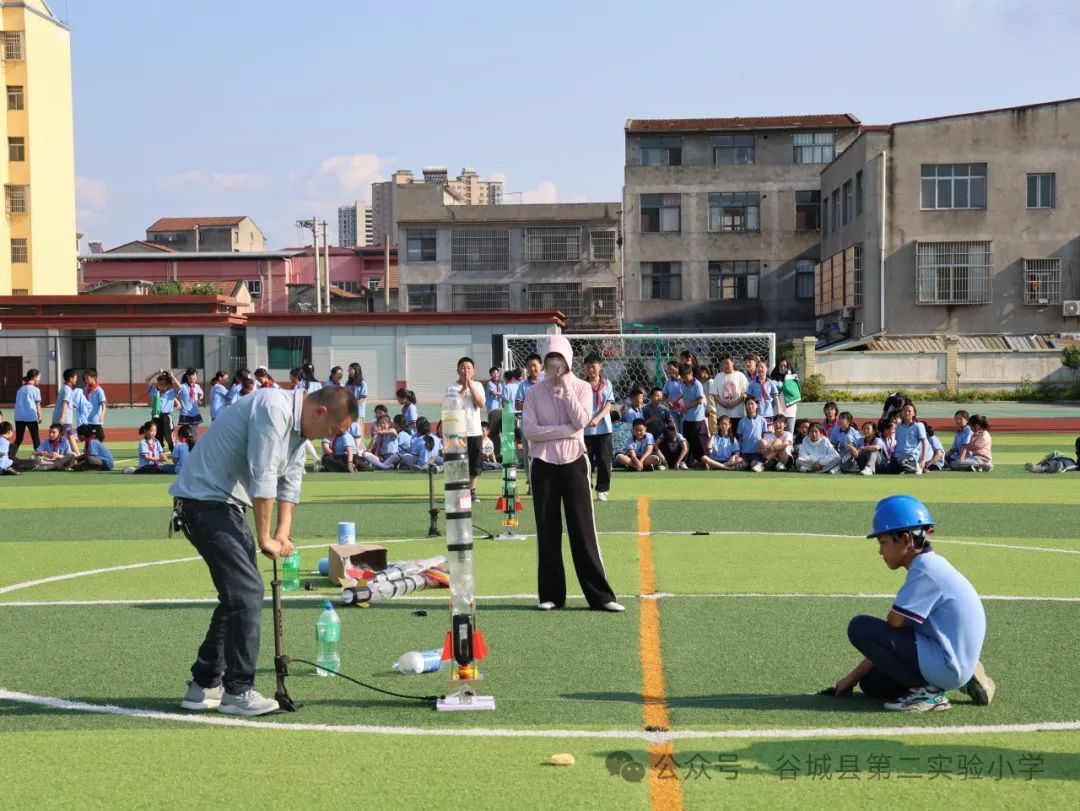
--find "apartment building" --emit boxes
[338,200,373,247]
[371,166,503,247]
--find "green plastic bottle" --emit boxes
[282,550,301,593]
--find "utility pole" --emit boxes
[297,218,321,312]
[321,220,331,313]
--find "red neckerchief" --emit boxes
[86,381,99,394]
[49,438,61,452]
[489,378,501,396]
[189,383,198,402]
[590,377,609,413]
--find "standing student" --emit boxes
[515,354,543,495]
[253,368,277,390]
[298,362,322,394]
[324,366,344,388]
[661,361,684,429]
[829,495,995,712]
[345,363,368,426]
[83,368,108,441]
[178,368,204,429]
[710,355,747,435]
[642,387,672,440]
[676,363,709,465]
[228,369,251,405]
[622,387,646,424]
[522,335,622,613]
[33,423,76,471]
[582,354,615,502]
[771,358,802,432]
[821,402,840,439]
[396,388,419,432]
[53,368,80,455]
[449,357,486,502]
[747,361,780,420]
[209,372,230,421]
[13,368,42,457]
[485,367,503,417]
[147,370,181,451]
[72,425,115,472]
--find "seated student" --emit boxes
[320,425,359,472]
[126,421,175,474]
[642,387,672,438]
[0,421,22,475]
[72,425,114,472]
[886,402,929,475]
[949,414,993,472]
[757,414,794,472]
[847,421,886,476]
[944,410,973,467]
[623,387,646,424]
[615,419,661,471]
[790,418,810,464]
[734,397,767,470]
[655,419,689,470]
[392,413,414,450]
[922,425,945,471]
[171,423,196,474]
[795,422,841,473]
[702,415,742,471]
[821,401,840,439]
[362,415,401,470]
[829,495,995,712]
[829,411,861,465]
[479,421,501,471]
[33,423,76,471]
[396,388,419,432]
[401,417,444,472]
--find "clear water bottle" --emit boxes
[392,648,443,675]
[315,601,341,677]
[282,550,301,593]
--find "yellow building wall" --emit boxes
[1,2,76,295]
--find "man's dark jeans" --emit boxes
[181,499,264,695]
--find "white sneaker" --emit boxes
[656,463,667,471]
[122,466,136,474]
[914,468,923,475]
[218,689,279,716]
[180,681,223,711]
[600,601,626,612]
[677,462,688,470]
[597,491,608,501]
[537,601,557,611]
[775,463,786,472]
[861,467,874,476]
[751,462,765,473]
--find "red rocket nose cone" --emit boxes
[496,497,508,511]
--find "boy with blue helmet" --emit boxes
[829,495,995,712]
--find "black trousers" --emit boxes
[321,452,353,472]
[531,455,616,609]
[13,421,39,456]
[154,414,174,451]
[584,433,613,494]
[848,615,928,698]
[683,419,709,464]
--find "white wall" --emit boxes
[816,350,1069,392]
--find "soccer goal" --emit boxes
[501,332,776,396]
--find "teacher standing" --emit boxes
[522,336,623,613]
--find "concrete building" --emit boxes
[818,97,1080,342]
[1,1,76,295]
[371,166,503,247]
[395,183,622,332]
[622,114,862,338]
[338,201,373,247]
[144,216,266,252]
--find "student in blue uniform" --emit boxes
[177,368,204,429]
[209,371,230,421]
[83,368,108,441]
[582,354,615,502]
[147,369,181,451]
[345,363,368,426]
[829,495,996,712]
[73,425,115,471]
[172,423,196,474]
[13,368,42,457]
[33,423,75,470]
[53,368,81,455]
[0,421,19,475]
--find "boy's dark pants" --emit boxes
[847,614,928,698]
[531,456,616,609]
[683,419,709,463]
[584,433,613,493]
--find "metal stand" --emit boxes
[271,559,301,712]
[427,465,441,537]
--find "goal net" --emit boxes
[501,333,776,398]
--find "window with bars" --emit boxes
[640,193,681,233]
[793,131,834,164]
[407,284,437,312]
[406,229,437,262]
[708,192,760,232]
[1027,173,1055,209]
[712,134,755,165]
[795,259,815,299]
[3,32,24,60]
[334,280,358,293]
[450,228,509,272]
[916,241,992,304]
[795,190,820,231]
[708,261,760,300]
[10,237,27,263]
[587,286,617,316]
[589,229,616,261]
[524,226,581,262]
[525,283,584,315]
[8,137,24,162]
[842,180,854,225]
[639,136,682,166]
[921,164,987,209]
[247,279,262,298]
[451,283,511,311]
[1023,258,1062,305]
[640,262,682,300]
[5,185,27,214]
[6,85,22,111]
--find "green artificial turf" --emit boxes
[1,431,1078,809]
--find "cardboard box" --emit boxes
[328,543,387,585]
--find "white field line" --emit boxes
[1,592,1077,609]
[1,688,1078,743]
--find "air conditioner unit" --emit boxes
[1063,301,1080,317]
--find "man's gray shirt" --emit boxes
[170,388,306,506]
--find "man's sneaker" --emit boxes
[597,491,608,502]
[751,461,765,473]
[180,680,224,711]
[883,686,951,712]
[600,601,626,612]
[959,661,996,706]
[775,462,786,472]
[218,689,279,716]
[537,601,557,611]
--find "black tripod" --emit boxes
[271,558,300,711]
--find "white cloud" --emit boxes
[75,176,108,210]
[521,181,558,204]
[311,153,389,197]
[158,170,269,191]
[489,170,507,184]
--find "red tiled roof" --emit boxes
[147,216,248,232]
[625,114,860,133]
[106,240,178,253]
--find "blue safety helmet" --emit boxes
[867,495,935,538]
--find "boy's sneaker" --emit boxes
[470,489,480,503]
[883,686,951,712]
[597,491,608,502]
[218,689,279,716]
[959,661,996,706]
[861,467,874,476]
[122,466,136,474]
[775,462,786,472]
[656,463,667,471]
[751,461,765,473]
[180,680,224,711]
[677,462,688,469]
[600,601,626,612]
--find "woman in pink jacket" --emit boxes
[522,335,623,613]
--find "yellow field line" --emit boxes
[637,494,683,811]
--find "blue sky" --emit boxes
[68,0,1080,249]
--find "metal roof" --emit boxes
[819,333,1063,353]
